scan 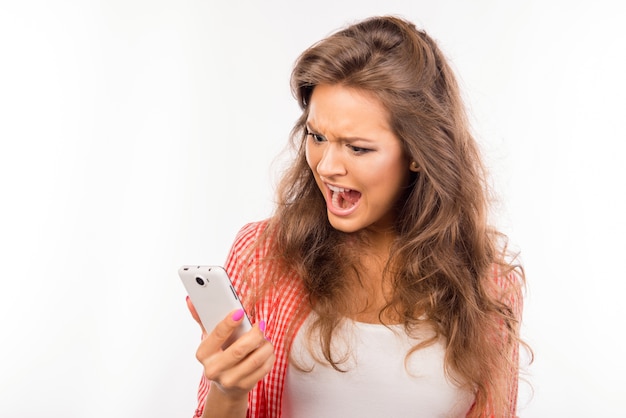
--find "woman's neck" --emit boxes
[343,230,401,324]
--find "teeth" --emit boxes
[328,184,348,209]
[328,185,347,193]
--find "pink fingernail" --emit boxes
[231,309,244,321]
[259,320,266,332]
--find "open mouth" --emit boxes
[328,184,361,210]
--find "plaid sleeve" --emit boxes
[193,221,269,418]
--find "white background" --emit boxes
[1,1,624,416]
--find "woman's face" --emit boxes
[305,84,411,235]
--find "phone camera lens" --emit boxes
[195,276,205,286]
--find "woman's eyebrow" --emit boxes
[305,123,376,143]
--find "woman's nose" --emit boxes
[316,145,347,177]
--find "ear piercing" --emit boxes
[410,161,420,172]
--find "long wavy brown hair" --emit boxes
[252,16,526,416]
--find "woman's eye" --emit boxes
[348,145,371,154]
[306,129,325,143]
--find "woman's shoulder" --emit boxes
[490,263,523,289]
[489,263,525,319]
[230,219,271,252]
[225,219,275,274]
[224,219,271,294]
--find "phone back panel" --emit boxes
[179,265,252,348]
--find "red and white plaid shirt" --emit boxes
[193,220,521,417]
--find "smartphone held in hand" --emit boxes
[179,265,252,348]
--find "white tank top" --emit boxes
[282,314,475,417]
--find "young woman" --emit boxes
[187,15,526,418]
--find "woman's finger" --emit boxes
[218,339,276,390]
[208,338,276,395]
[197,310,254,359]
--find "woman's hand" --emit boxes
[186,297,275,404]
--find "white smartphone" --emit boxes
[179,265,252,348]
